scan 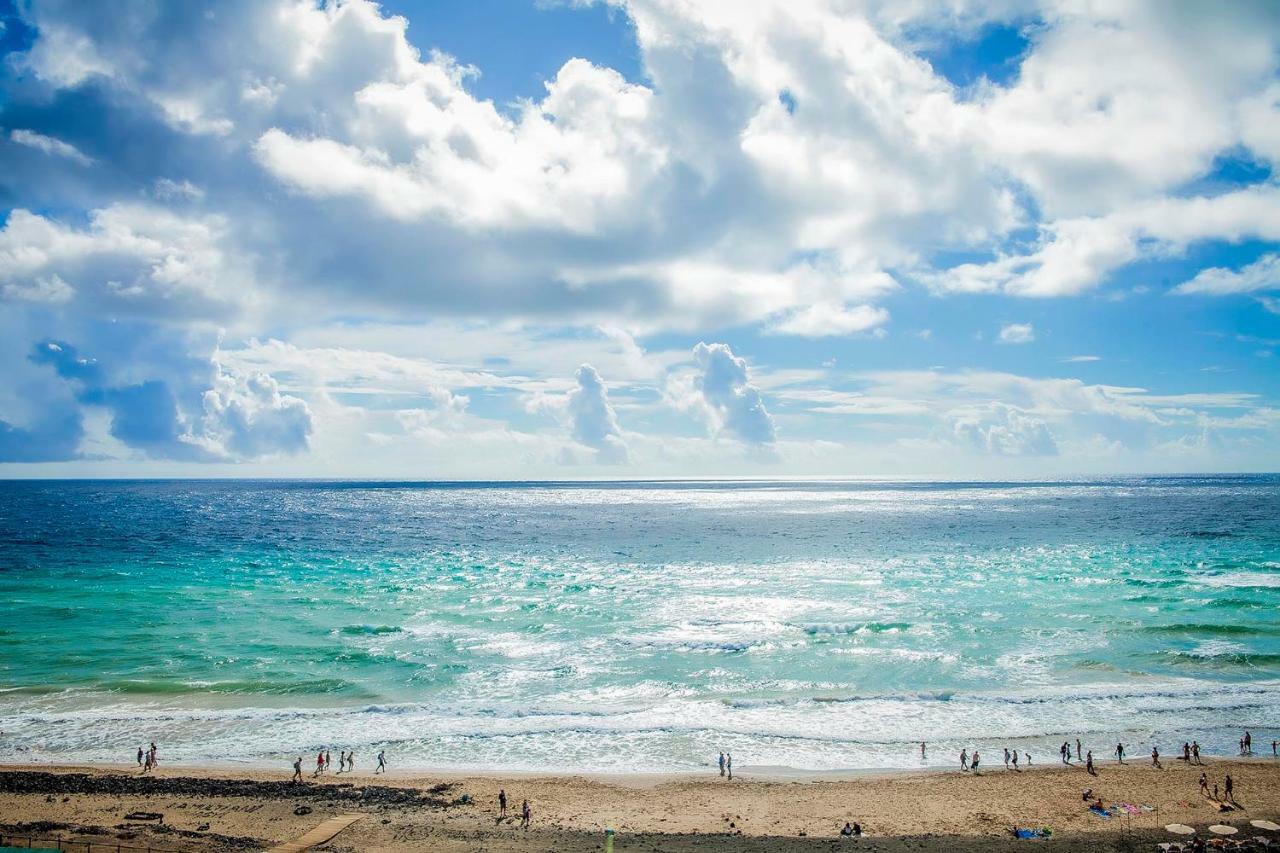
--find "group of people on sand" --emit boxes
[292,749,386,781]
[1198,770,1240,805]
[958,746,1029,772]
[496,788,533,829]
[135,741,159,773]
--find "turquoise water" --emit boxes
[1,477,1278,771]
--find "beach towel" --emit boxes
[1014,828,1046,839]
[1089,806,1112,819]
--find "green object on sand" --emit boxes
[605,827,616,853]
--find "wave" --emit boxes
[336,625,403,636]
[799,622,912,635]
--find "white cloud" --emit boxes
[1174,252,1280,296]
[566,364,628,463]
[2,274,74,304]
[199,360,313,459]
[9,129,94,165]
[685,342,777,448]
[1061,355,1100,363]
[951,403,1057,456]
[767,303,890,337]
[998,322,1035,344]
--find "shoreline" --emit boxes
[2,758,1278,851]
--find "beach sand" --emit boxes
[1,758,1277,851]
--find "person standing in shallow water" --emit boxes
[1115,743,1124,764]
[718,752,725,777]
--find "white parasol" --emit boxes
[1208,824,1238,835]
[1165,824,1195,835]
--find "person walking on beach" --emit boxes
[1085,751,1094,775]
[971,750,980,772]
[1025,752,1031,766]
[719,752,725,777]
[1060,742,1070,764]
[521,799,531,829]
[347,751,355,772]
[1115,743,1124,764]
[1182,742,1191,762]
[325,750,332,772]
[1192,741,1201,764]
[149,741,158,767]
[1199,771,1209,796]
[1011,750,1019,771]
[292,757,303,783]
[376,750,387,774]
[726,753,733,780]
[960,749,969,771]
[1151,746,1161,768]
[1003,748,1010,769]
[337,751,345,773]
[315,750,324,776]
[1224,774,1234,802]
[136,746,144,767]
[498,789,507,817]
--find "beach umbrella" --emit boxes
[1251,820,1280,832]
[1208,825,1238,836]
[1165,824,1195,835]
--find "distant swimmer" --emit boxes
[292,757,303,783]
[376,750,386,773]
[1115,743,1124,764]
[960,749,969,771]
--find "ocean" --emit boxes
[1,477,1278,773]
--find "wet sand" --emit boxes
[1,758,1278,851]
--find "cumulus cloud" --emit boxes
[998,322,1035,344]
[566,364,628,463]
[1173,252,1280,296]
[199,361,314,459]
[951,403,1057,456]
[688,342,777,448]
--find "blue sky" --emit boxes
[0,0,1278,477]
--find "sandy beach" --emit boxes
[2,758,1277,851]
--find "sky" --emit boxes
[0,0,1278,479]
